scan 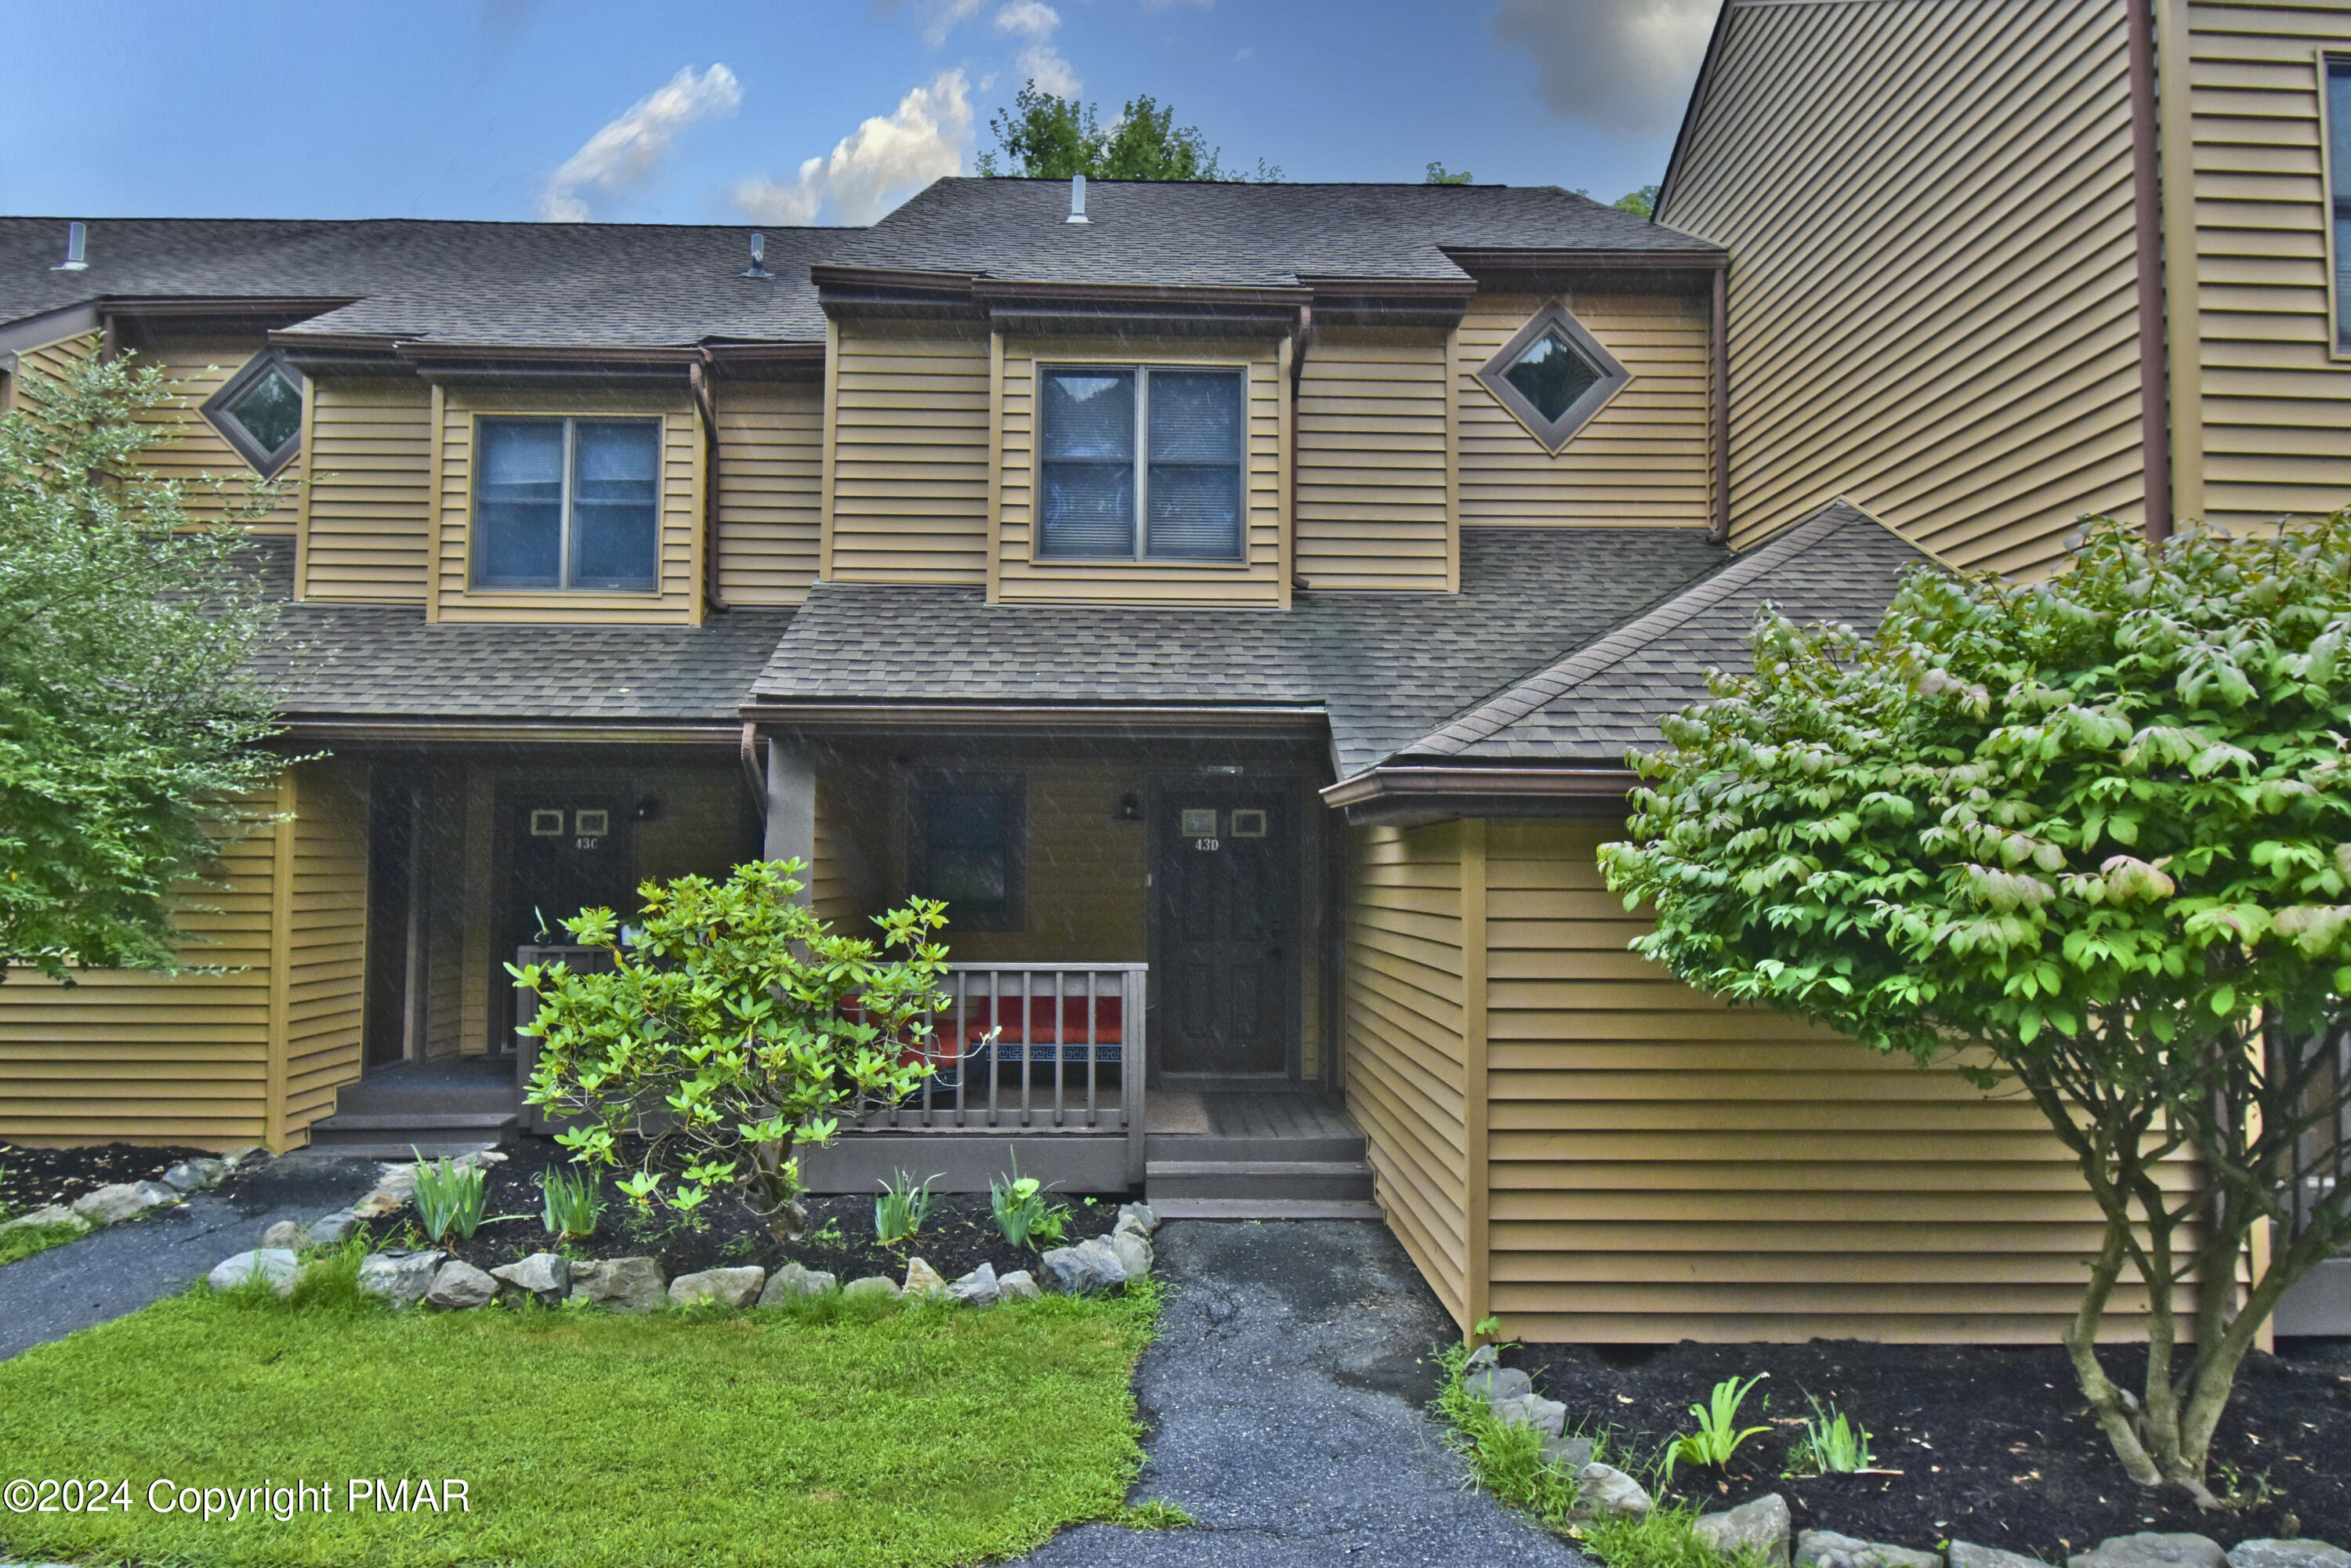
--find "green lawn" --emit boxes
[0,1272,1159,1568]
[0,1215,88,1266]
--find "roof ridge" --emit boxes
[1394,502,1871,764]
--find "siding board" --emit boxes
[714,376,823,605]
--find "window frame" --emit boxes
[200,349,306,477]
[1033,361,1249,564]
[467,413,666,595]
[1473,300,1632,453]
[2321,52,2351,359]
[906,770,1027,933]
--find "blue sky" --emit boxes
[0,1,1713,225]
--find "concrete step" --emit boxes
[1145,1157,1375,1204]
[1146,1197,1386,1222]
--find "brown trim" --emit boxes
[809,263,981,295]
[281,719,741,745]
[2128,0,2173,543]
[1442,248,1726,273]
[973,277,1311,308]
[690,356,726,613]
[744,702,1324,734]
[1709,263,1731,543]
[1320,764,1638,809]
[740,722,768,817]
[701,342,826,365]
[1460,816,1491,1334]
[103,295,358,320]
[1291,277,1481,301]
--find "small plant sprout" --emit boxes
[409,1150,487,1244]
[1786,1392,1873,1476]
[535,1165,603,1240]
[989,1157,1069,1250]
[875,1170,939,1248]
[1661,1372,1771,1481]
[1473,1314,1503,1342]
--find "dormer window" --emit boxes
[201,350,304,476]
[472,417,661,592]
[1476,302,1631,453]
[1038,365,1244,561]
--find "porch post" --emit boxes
[763,738,816,906]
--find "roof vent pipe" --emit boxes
[741,231,770,278]
[1066,173,1090,225]
[53,220,88,272]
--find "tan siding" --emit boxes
[281,760,369,1139]
[1657,0,2144,576]
[432,389,702,624]
[1456,292,1713,529]
[830,324,991,585]
[0,795,280,1150]
[129,338,304,533]
[1345,822,1473,1326]
[714,376,824,605]
[6,331,99,424]
[1480,820,2169,1344]
[2184,1,2351,527]
[299,378,433,602]
[995,339,1288,605]
[1295,328,1454,588]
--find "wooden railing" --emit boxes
[851,963,1147,1184]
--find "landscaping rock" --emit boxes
[1117,1202,1157,1234]
[426,1260,498,1310]
[0,1204,78,1236]
[356,1250,444,1307]
[1107,1228,1153,1279]
[302,1209,360,1248]
[842,1275,902,1302]
[902,1256,947,1298]
[1490,1392,1567,1439]
[1041,1236,1128,1294]
[669,1266,766,1309]
[759,1262,837,1305]
[1695,1493,1792,1568]
[71,1183,153,1227]
[1799,1529,1942,1568]
[208,1248,299,1295]
[353,1164,416,1219]
[490,1251,571,1300]
[2070,1537,2229,1568]
[570,1256,667,1313]
[1464,1364,1533,1403]
[161,1157,230,1192]
[946,1262,999,1306]
[1464,1343,1499,1370]
[1570,1462,1650,1520]
[132,1180,180,1209]
[1542,1433,1595,1471]
[2229,1546,2351,1568]
[261,1219,306,1248]
[997,1269,1041,1302]
[1952,1545,2054,1568]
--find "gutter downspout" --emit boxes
[1707,265,1730,544]
[740,721,768,819]
[1289,302,1312,592]
[691,351,730,611]
[2127,0,2174,543]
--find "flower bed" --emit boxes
[0,1139,222,1215]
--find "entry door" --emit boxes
[1156,788,1294,1076]
[362,785,418,1070]
[504,798,633,973]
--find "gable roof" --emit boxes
[822,179,1722,290]
[1390,502,1932,766]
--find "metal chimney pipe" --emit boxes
[53,220,88,272]
[1066,174,1090,225]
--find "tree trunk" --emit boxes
[2065,1218,2163,1486]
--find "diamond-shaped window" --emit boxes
[201,350,305,476]
[1475,302,1631,453]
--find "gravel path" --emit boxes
[0,1152,385,1360]
[1017,1219,1588,1568]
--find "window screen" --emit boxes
[472,417,661,592]
[1038,366,1244,560]
[2331,58,2351,350]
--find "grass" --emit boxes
[0,1247,1162,1568]
[0,1214,89,1266]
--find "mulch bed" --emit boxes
[0,1141,220,1217]
[399,1139,1124,1289]
[1501,1338,2351,1560]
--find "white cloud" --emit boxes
[1234,45,1254,62]
[733,70,973,226]
[1489,0,1714,137]
[922,0,987,45]
[538,63,741,221]
[995,1,1078,97]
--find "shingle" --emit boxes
[824,179,1722,289]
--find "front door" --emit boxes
[504,795,633,983]
[1155,786,1295,1077]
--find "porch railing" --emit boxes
[851,962,1147,1182]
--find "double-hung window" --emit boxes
[909,773,1024,931]
[1038,365,1245,560]
[473,417,662,592]
[2330,57,2351,351]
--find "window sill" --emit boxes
[1027,556,1255,571]
[465,586,665,597]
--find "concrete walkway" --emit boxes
[0,1152,385,1360]
[1018,1219,1588,1568]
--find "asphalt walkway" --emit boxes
[1017,1219,1588,1567]
[0,1152,384,1360]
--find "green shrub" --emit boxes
[538,1164,603,1240]
[875,1170,937,1248]
[411,1153,487,1244]
[990,1161,1069,1250]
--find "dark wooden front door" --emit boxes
[1155,786,1294,1077]
[362,784,417,1070]
[503,797,632,991]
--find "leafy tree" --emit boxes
[1614,183,1661,218]
[977,81,1280,181]
[1425,161,1474,185]
[1599,515,2351,1501]
[0,349,288,981]
[515,860,950,1239]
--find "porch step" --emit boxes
[1147,1197,1386,1221]
[1144,1157,1375,1204]
[306,1110,516,1160]
[1145,1132,1367,1163]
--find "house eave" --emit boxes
[743,700,1328,739]
[1320,763,1637,825]
[278,718,743,745]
